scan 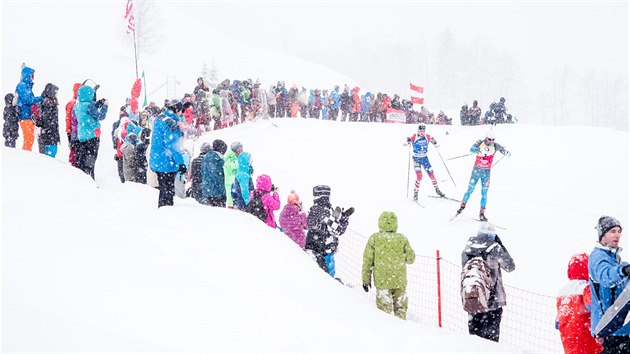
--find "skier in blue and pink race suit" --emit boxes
[405,124,445,201]
[456,130,510,221]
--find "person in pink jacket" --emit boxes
[279,190,308,248]
[254,174,281,229]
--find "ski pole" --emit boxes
[435,146,456,187]
[406,143,411,198]
[491,154,506,168]
[446,152,472,161]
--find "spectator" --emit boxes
[3,93,19,148]
[589,216,629,352]
[556,253,603,354]
[231,151,254,211]
[74,84,108,179]
[135,128,151,184]
[15,66,42,151]
[461,222,515,342]
[279,190,308,248]
[251,174,281,228]
[468,100,482,126]
[149,109,185,208]
[121,133,138,182]
[191,142,212,204]
[361,211,416,320]
[305,185,351,277]
[224,141,243,208]
[35,83,60,157]
[202,139,228,207]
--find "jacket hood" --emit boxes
[378,211,398,232]
[20,66,35,84]
[42,83,59,98]
[567,253,589,281]
[5,93,14,105]
[237,152,252,172]
[77,85,95,103]
[72,83,82,98]
[256,174,272,192]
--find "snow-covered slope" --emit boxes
[2,118,627,352]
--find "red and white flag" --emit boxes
[410,82,424,105]
[124,0,135,34]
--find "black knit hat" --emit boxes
[212,139,227,155]
[596,216,622,240]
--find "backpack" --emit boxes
[460,254,493,314]
[246,190,267,223]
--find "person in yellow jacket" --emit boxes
[362,211,416,319]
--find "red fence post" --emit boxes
[436,249,442,328]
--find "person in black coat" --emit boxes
[135,127,151,184]
[3,93,19,148]
[304,185,350,276]
[35,83,60,157]
[191,142,212,205]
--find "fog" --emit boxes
[2,1,627,130]
[189,1,628,130]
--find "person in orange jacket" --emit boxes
[556,253,603,354]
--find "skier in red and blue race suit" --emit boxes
[456,130,510,221]
[405,124,445,201]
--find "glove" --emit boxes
[114,154,119,161]
[178,164,187,174]
[342,207,355,218]
[623,265,630,277]
[406,137,412,143]
[362,283,371,292]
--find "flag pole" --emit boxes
[133,29,139,79]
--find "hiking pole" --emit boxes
[406,143,412,198]
[435,146,457,187]
[447,152,472,161]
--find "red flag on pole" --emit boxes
[125,0,135,34]
[410,82,424,105]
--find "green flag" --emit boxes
[142,71,148,108]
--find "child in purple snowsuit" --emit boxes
[279,190,308,248]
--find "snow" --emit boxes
[2,1,628,352]
[2,120,627,352]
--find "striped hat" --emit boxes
[313,185,331,200]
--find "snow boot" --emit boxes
[456,201,466,214]
[435,187,445,198]
[479,209,488,222]
[413,189,418,201]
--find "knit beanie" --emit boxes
[313,185,331,202]
[230,141,243,153]
[478,222,496,236]
[597,216,622,240]
[212,139,227,155]
[287,190,300,205]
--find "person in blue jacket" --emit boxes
[201,139,228,207]
[328,85,341,121]
[15,66,42,151]
[150,109,186,208]
[589,216,629,353]
[231,151,254,211]
[74,84,108,179]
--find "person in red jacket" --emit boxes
[65,83,81,167]
[556,253,603,354]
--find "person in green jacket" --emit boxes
[362,211,416,320]
[224,141,243,208]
